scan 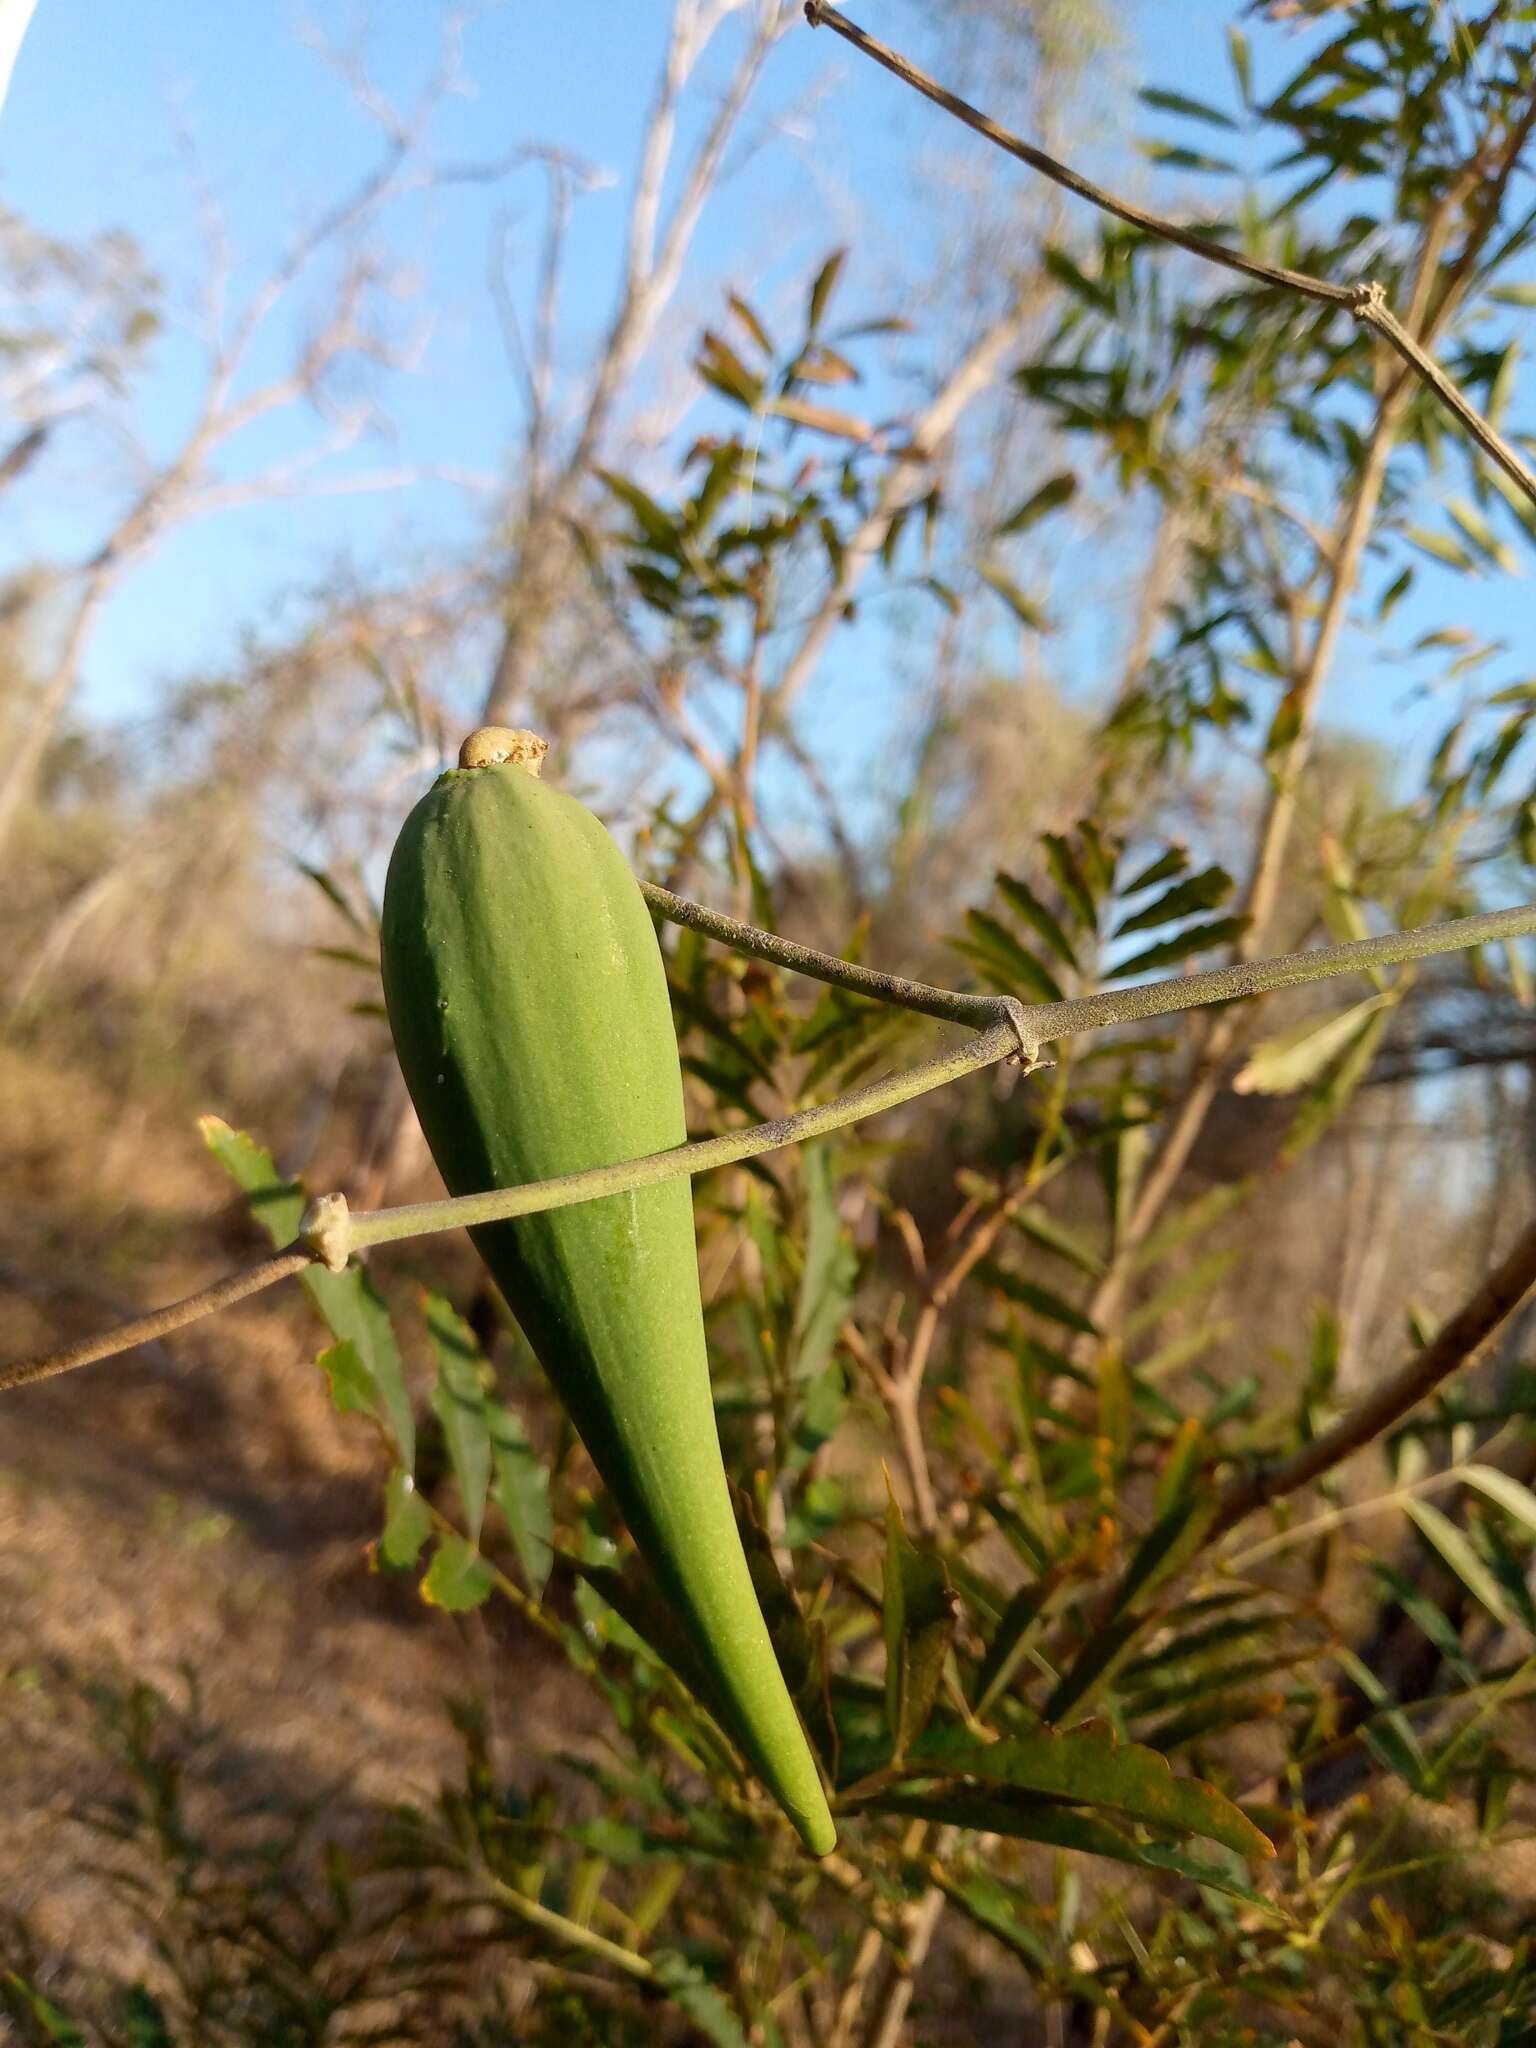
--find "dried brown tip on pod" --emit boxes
[458,727,549,775]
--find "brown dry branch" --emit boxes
[802,2,1536,508]
[1212,1215,1536,1541]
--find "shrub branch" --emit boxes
[3,897,1534,1392]
[802,2,1536,509]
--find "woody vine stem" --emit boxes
[4,892,1536,1394]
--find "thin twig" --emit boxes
[802,2,1536,508]
[640,881,1012,1031]
[1212,1216,1536,1540]
[343,1019,1024,1254]
[0,1252,311,1394]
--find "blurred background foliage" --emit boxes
[7,1,1536,2041]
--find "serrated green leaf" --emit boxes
[304,1264,416,1470]
[317,1340,376,1420]
[379,1467,432,1571]
[487,1400,552,1598]
[421,1532,495,1612]
[198,1116,305,1248]
[425,1293,491,1546]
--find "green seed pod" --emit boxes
[380,727,834,1857]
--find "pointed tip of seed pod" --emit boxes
[458,726,549,776]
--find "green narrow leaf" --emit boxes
[303,1264,416,1470]
[1233,996,1392,1097]
[1112,916,1247,978]
[1446,496,1519,575]
[567,1556,728,1730]
[993,472,1077,537]
[1042,834,1098,931]
[1113,866,1233,937]
[1282,1005,1390,1159]
[424,1293,492,1546]
[421,1532,495,1612]
[1461,1464,1536,1537]
[979,562,1049,629]
[995,872,1078,969]
[883,1488,957,1760]
[1227,25,1251,104]
[1012,1207,1105,1278]
[652,1954,751,2048]
[973,1579,1050,1717]
[1,1973,87,2045]
[727,290,774,356]
[958,910,1065,1003]
[982,1261,1098,1336]
[929,1721,1272,1861]
[807,246,847,333]
[1120,845,1187,896]
[1405,1500,1511,1623]
[935,1869,1051,1966]
[1403,524,1478,571]
[198,1115,305,1248]
[869,1789,1265,1901]
[1139,85,1238,128]
[488,1400,553,1598]
[379,1468,432,1570]
[786,1360,848,1474]
[595,469,680,552]
[791,1144,857,1381]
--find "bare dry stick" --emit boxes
[802,1,1536,509]
[1212,1215,1536,1541]
[6,898,1536,1392]
[0,1252,311,1395]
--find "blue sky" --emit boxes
[4,1,1535,842]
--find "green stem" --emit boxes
[339,899,1536,1257]
[345,1020,1018,1254]
[641,880,1009,1031]
[481,1871,657,1982]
